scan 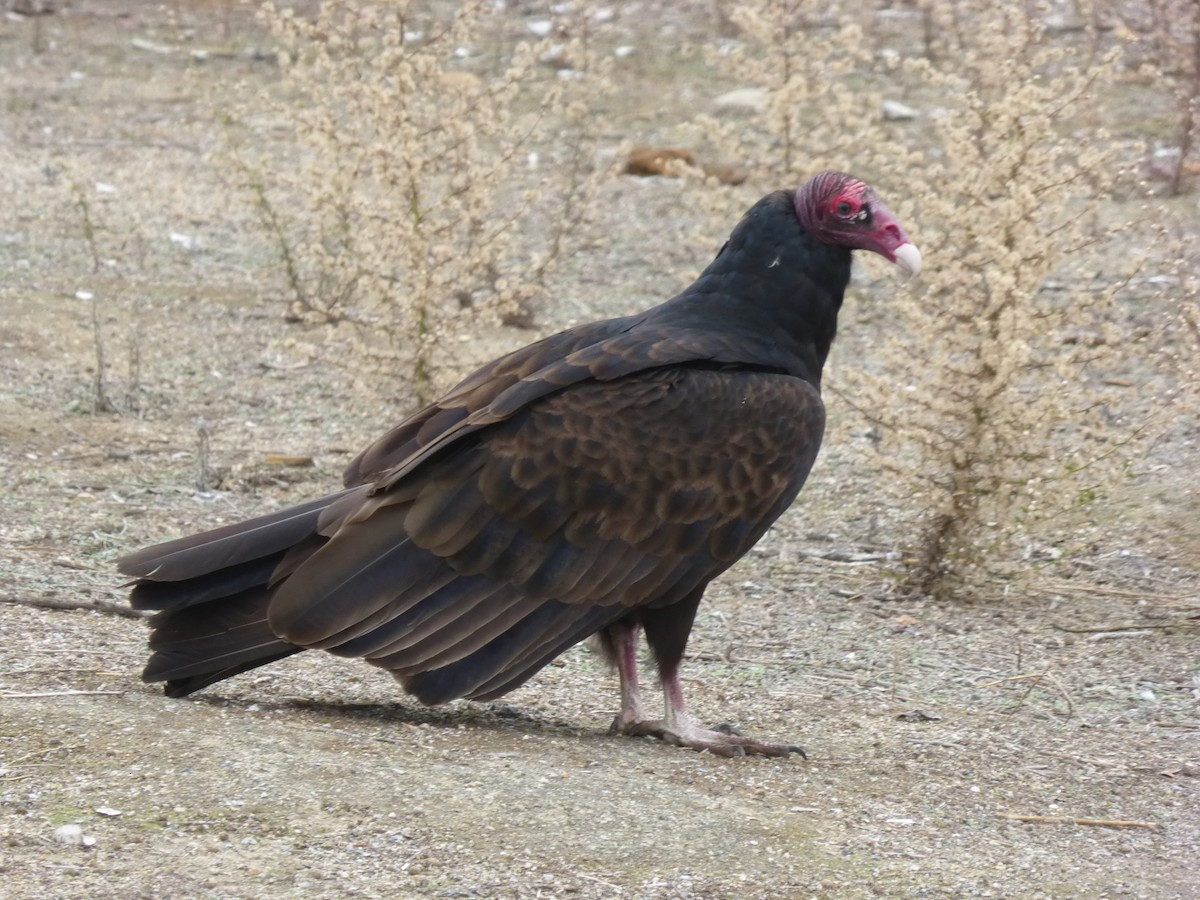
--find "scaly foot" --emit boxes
[616,717,805,758]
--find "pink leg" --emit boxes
[607,621,648,733]
[644,670,806,758]
[607,625,804,758]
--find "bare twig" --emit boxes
[1052,622,1194,633]
[195,419,213,492]
[1,690,124,699]
[977,673,1042,688]
[87,290,118,414]
[0,594,147,620]
[996,813,1160,830]
[72,182,101,274]
[3,746,81,766]
[980,672,1075,721]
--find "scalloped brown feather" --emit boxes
[117,184,898,711]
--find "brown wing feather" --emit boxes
[259,366,823,702]
[343,319,793,494]
[342,318,640,485]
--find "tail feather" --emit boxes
[123,495,354,696]
[144,588,304,697]
[122,480,631,708]
[130,555,281,612]
[118,490,356,581]
[162,649,302,699]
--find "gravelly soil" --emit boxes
[1,3,1197,898]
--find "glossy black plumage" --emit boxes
[120,176,918,754]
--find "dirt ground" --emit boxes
[1,3,1197,898]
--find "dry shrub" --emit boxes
[696,0,1174,596]
[858,3,1136,595]
[240,0,605,403]
[46,167,149,416]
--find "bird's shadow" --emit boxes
[176,689,597,742]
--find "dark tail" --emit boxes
[119,490,357,697]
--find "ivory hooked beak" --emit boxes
[893,242,922,276]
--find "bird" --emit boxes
[119,171,920,757]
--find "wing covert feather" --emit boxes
[264,365,823,698]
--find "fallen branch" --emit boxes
[1037,579,1193,603]
[996,813,1160,830]
[1052,622,1190,633]
[978,673,1045,688]
[6,746,74,765]
[1,594,147,620]
[797,547,893,563]
[1,690,124,699]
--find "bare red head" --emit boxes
[793,171,921,275]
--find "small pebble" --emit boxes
[53,824,95,847]
[53,824,83,845]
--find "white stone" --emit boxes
[712,87,767,115]
[882,99,919,121]
[53,824,84,845]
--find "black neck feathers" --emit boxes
[653,192,852,386]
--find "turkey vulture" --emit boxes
[119,172,919,757]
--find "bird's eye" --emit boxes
[832,197,871,225]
